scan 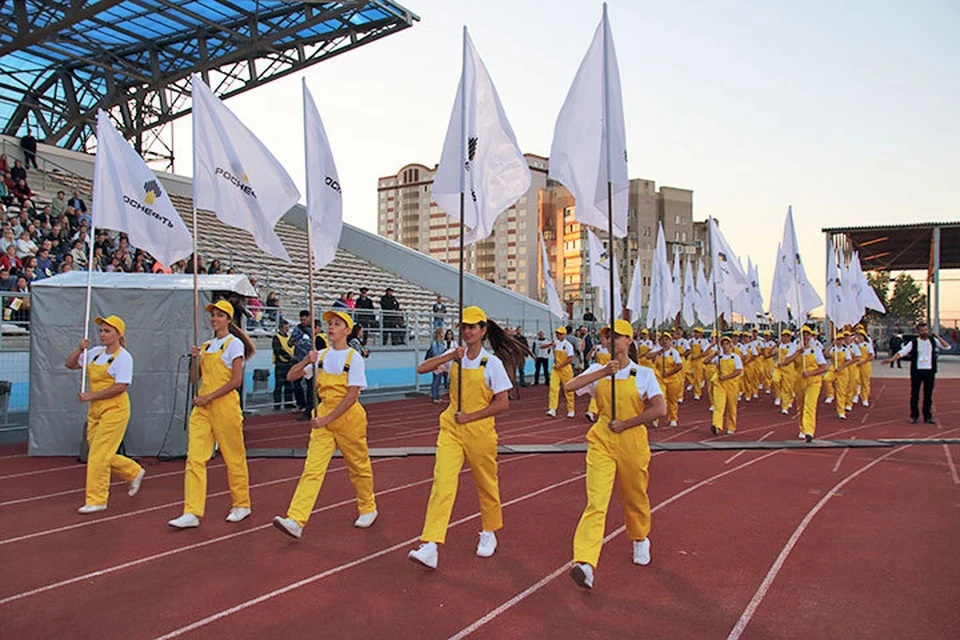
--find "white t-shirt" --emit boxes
[675,337,690,352]
[553,339,574,362]
[575,361,664,400]
[897,339,934,370]
[440,346,512,394]
[84,346,133,384]
[804,345,828,366]
[534,339,553,359]
[719,353,744,371]
[204,334,245,369]
[657,347,682,365]
[301,348,367,389]
[778,342,798,359]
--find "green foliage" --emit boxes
[886,273,926,326]
[864,272,890,324]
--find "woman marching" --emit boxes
[272,310,377,538]
[584,331,611,422]
[711,335,743,436]
[797,326,829,442]
[408,306,524,569]
[565,320,667,589]
[65,315,145,513]
[169,300,255,529]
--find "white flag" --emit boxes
[851,251,886,314]
[768,242,790,322]
[709,218,750,305]
[776,206,823,323]
[682,256,696,327]
[433,29,531,245]
[840,255,864,326]
[626,250,643,321]
[825,247,847,326]
[671,248,683,319]
[303,81,343,271]
[549,4,628,237]
[648,222,679,326]
[539,232,567,321]
[192,75,299,262]
[92,111,193,267]
[587,228,622,319]
[693,258,714,325]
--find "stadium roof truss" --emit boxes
[0,1,418,160]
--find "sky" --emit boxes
[168,0,960,318]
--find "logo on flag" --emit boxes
[143,179,161,205]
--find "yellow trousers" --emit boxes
[662,376,684,422]
[85,404,141,506]
[549,366,574,413]
[799,378,822,436]
[587,397,598,417]
[691,360,705,399]
[778,369,797,409]
[705,366,717,406]
[712,380,739,433]
[286,406,376,526]
[573,425,650,567]
[184,394,250,517]
[858,362,872,402]
[421,419,501,543]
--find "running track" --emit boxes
[1,378,958,639]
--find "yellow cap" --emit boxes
[781,329,793,337]
[600,319,634,338]
[322,309,354,331]
[640,328,649,335]
[460,306,487,325]
[94,314,125,337]
[720,334,732,343]
[555,326,567,335]
[856,328,868,336]
[205,299,234,318]
[762,330,772,336]
[801,325,817,336]
[693,327,704,333]
[731,330,741,337]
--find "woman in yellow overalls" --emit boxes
[546,326,576,418]
[711,335,743,435]
[273,310,377,539]
[855,328,875,406]
[584,332,611,422]
[636,328,654,369]
[65,315,145,514]
[654,333,684,427]
[408,306,526,569]
[565,319,667,590]
[688,327,707,400]
[774,330,800,414]
[702,332,719,410]
[169,300,255,529]
[797,326,828,442]
[824,331,854,419]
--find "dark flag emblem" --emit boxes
[143,179,162,205]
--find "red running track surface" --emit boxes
[1,377,958,639]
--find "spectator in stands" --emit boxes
[207,259,222,274]
[105,255,122,272]
[9,275,30,326]
[68,190,87,213]
[345,291,356,309]
[332,293,348,309]
[0,152,8,175]
[380,287,404,345]
[1,244,22,273]
[12,178,32,205]
[90,246,105,271]
[432,295,446,329]
[15,230,37,259]
[23,263,38,283]
[72,219,91,246]
[0,178,11,207]
[248,275,260,299]
[1,227,15,253]
[36,247,54,277]
[60,254,75,272]
[354,287,375,341]
[272,318,295,410]
[70,239,88,269]
[9,160,27,186]
[265,291,280,325]
[51,190,67,218]
[289,309,313,417]
[348,324,370,358]
[246,295,265,331]
[21,127,38,169]
[0,267,13,291]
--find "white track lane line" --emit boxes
[724,430,775,465]
[726,427,960,640]
[943,444,960,485]
[831,448,849,473]
[0,463,84,480]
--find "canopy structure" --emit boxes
[0,1,417,163]
[823,221,960,333]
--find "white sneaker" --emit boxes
[824,397,834,404]
[668,421,677,428]
[798,432,806,440]
[845,405,853,412]
[168,513,200,529]
[408,541,438,569]
[476,530,498,557]
[863,400,869,407]
[677,397,684,404]
[128,468,146,497]
[838,414,846,420]
[570,562,594,589]
[354,510,378,528]
[546,408,556,417]
[633,538,651,565]
[273,516,303,539]
[852,395,860,404]
[781,409,789,415]
[567,411,575,419]
[585,412,596,422]
[774,398,781,406]
[686,384,693,391]
[752,394,758,400]
[77,504,107,514]
[708,406,714,412]
[226,507,252,523]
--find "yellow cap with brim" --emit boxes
[460,306,487,325]
[640,328,649,335]
[857,328,868,336]
[781,329,794,337]
[94,314,125,337]
[720,334,732,344]
[693,327,704,333]
[205,299,234,318]
[763,330,772,336]
[322,309,354,331]
[731,330,741,337]
[802,326,817,336]
[600,319,634,338]
[555,326,567,335]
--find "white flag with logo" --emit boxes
[626,250,644,321]
[825,247,848,325]
[303,81,342,271]
[682,256,696,326]
[775,206,822,322]
[539,232,566,321]
[768,242,790,322]
[92,110,193,267]
[709,218,750,304]
[192,74,299,262]
[647,222,679,326]
[433,29,531,245]
[693,258,714,324]
[549,4,628,237]
[587,228,622,319]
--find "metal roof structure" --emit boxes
[823,221,960,271]
[0,1,417,161]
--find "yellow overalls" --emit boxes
[712,354,741,433]
[421,358,502,543]
[637,341,654,369]
[703,349,718,407]
[573,369,651,568]
[858,342,872,404]
[587,348,611,417]
[690,340,705,399]
[848,342,863,401]
[655,349,683,423]
[824,346,851,416]
[776,344,798,410]
[798,347,823,437]
[184,336,250,517]
[286,349,376,526]
[549,343,575,413]
[84,349,142,506]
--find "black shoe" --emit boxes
[804,434,813,443]
[924,418,936,424]
[909,417,919,424]
[710,425,719,436]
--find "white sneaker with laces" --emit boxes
[633,538,651,565]
[585,412,596,422]
[567,411,575,419]
[570,562,594,589]
[852,395,860,404]
[408,541,438,569]
[273,516,303,539]
[226,507,252,523]
[781,409,789,415]
[668,421,677,428]
[128,468,146,497]
[774,398,781,406]
[825,397,834,404]
[838,414,846,420]
[168,513,200,528]
[354,510,378,528]
[546,408,556,417]
[77,504,107,514]
[677,397,684,404]
[476,530,498,557]
[686,384,693,391]
[863,399,869,407]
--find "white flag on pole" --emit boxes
[693,258,714,325]
[851,251,886,314]
[549,4,628,237]
[709,218,750,305]
[776,206,823,322]
[840,255,864,326]
[303,81,343,271]
[671,248,683,319]
[587,228,622,319]
[825,247,847,326]
[647,222,679,326]
[433,29,531,245]
[682,256,696,327]
[92,110,193,267]
[626,250,643,321]
[192,74,299,262]
[768,242,790,323]
[539,232,567,321]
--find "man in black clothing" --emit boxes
[582,308,596,322]
[888,331,903,368]
[380,287,404,345]
[272,319,295,410]
[21,128,38,169]
[67,191,87,213]
[883,322,951,424]
[289,310,313,415]
[354,287,375,344]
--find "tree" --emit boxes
[886,273,926,328]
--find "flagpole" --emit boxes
[601,3,617,419]
[191,206,199,387]
[304,86,319,419]
[79,197,97,397]
[456,26,468,413]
